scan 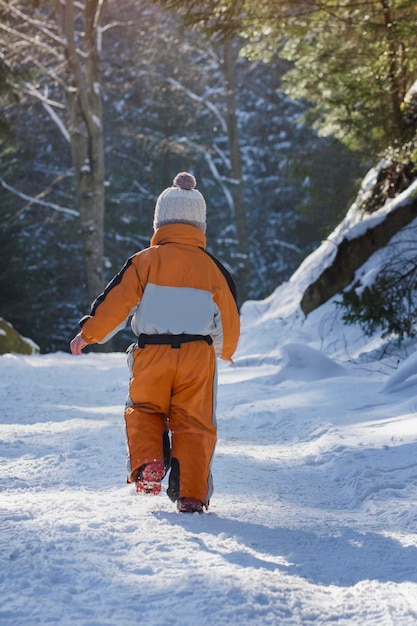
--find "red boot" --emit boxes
[135,462,165,495]
[177,498,204,513]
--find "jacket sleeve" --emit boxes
[212,272,240,361]
[79,256,143,344]
[199,248,240,359]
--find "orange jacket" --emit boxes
[80,224,240,360]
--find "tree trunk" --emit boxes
[380,0,407,142]
[56,0,106,306]
[221,38,250,302]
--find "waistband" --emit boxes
[137,333,213,349]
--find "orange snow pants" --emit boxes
[125,340,217,506]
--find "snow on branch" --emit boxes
[0,0,65,47]
[22,83,65,110]
[101,20,135,33]
[202,152,235,216]
[212,144,231,171]
[0,22,63,62]
[272,239,302,253]
[41,101,71,142]
[167,78,228,133]
[26,57,69,90]
[0,178,79,218]
[93,0,106,31]
[20,83,70,142]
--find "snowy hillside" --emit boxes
[2,172,417,624]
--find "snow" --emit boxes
[2,188,417,623]
[2,303,417,625]
[92,114,102,129]
[383,350,417,393]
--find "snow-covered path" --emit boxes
[2,346,417,625]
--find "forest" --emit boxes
[1,0,416,353]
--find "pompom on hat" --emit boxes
[153,172,207,233]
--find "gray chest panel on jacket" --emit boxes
[131,283,216,336]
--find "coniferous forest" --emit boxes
[1,0,416,353]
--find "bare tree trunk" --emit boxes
[55,0,106,306]
[221,38,250,302]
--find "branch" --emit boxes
[41,100,71,143]
[167,135,235,216]
[0,22,63,61]
[93,0,106,31]
[0,177,79,217]
[272,239,302,253]
[202,151,235,216]
[22,83,66,110]
[167,77,228,133]
[212,144,231,170]
[28,56,69,89]
[0,1,65,47]
[101,20,135,33]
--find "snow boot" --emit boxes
[177,498,204,513]
[135,462,165,495]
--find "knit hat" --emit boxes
[153,172,207,233]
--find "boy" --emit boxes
[70,172,240,512]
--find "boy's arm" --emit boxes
[219,296,240,361]
[70,254,144,354]
[212,278,240,361]
[201,249,240,361]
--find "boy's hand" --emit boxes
[70,333,88,355]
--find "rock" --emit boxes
[0,318,40,355]
[301,184,417,315]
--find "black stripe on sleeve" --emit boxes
[80,256,135,327]
[200,248,239,312]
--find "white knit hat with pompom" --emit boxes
[153,172,206,233]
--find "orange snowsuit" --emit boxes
[79,223,240,507]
